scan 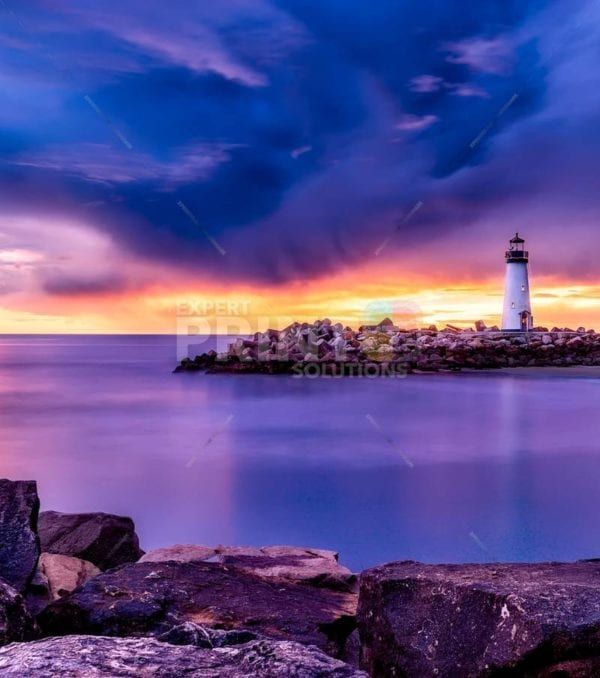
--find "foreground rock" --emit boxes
[175,318,600,374]
[37,553,100,600]
[0,579,34,646]
[38,511,143,570]
[0,480,40,592]
[140,544,356,591]
[157,621,259,648]
[38,560,357,660]
[0,635,366,677]
[358,560,600,677]
[26,553,100,614]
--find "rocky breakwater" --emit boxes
[1,477,600,675]
[0,479,364,676]
[174,318,600,375]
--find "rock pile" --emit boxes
[1,478,600,675]
[38,559,358,661]
[175,319,600,374]
[0,479,362,676]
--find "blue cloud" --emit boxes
[0,0,598,289]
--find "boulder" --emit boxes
[0,480,40,591]
[39,554,100,600]
[358,560,600,677]
[38,511,143,570]
[140,545,356,591]
[26,553,100,613]
[139,544,217,563]
[474,320,487,332]
[377,318,394,329]
[0,578,34,646]
[39,560,358,660]
[0,635,366,677]
[157,621,259,648]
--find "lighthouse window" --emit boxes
[511,302,515,308]
[521,284,526,291]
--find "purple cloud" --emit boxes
[446,83,490,98]
[409,75,444,93]
[395,114,439,132]
[442,36,514,74]
[44,0,308,86]
[291,145,313,159]
[1,0,599,300]
[41,271,130,296]
[11,142,238,186]
[409,75,490,99]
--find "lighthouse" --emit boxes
[502,233,533,331]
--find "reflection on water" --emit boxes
[1,335,599,570]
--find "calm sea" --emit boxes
[1,334,599,571]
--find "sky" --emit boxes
[0,0,599,333]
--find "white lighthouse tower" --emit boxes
[502,233,533,331]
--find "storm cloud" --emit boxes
[0,0,599,296]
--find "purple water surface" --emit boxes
[1,334,599,571]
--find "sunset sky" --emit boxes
[1,0,599,333]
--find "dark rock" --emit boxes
[0,635,366,677]
[0,480,40,592]
[377,318,394,328]
[0,578,34,645]
[475,320,487,332]
[158,621,258,648]
[38,560,357,660]
[25,567,51,617]
[358,560,600,677]
[38,511,143,571]
[533,657,600,676]
[139,544,357,592]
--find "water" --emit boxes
[1,334,599,571]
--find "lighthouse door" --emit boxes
[519,311,530,332]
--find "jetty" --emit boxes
[174,318,600,375]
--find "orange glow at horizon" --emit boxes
[1,258,599,333]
